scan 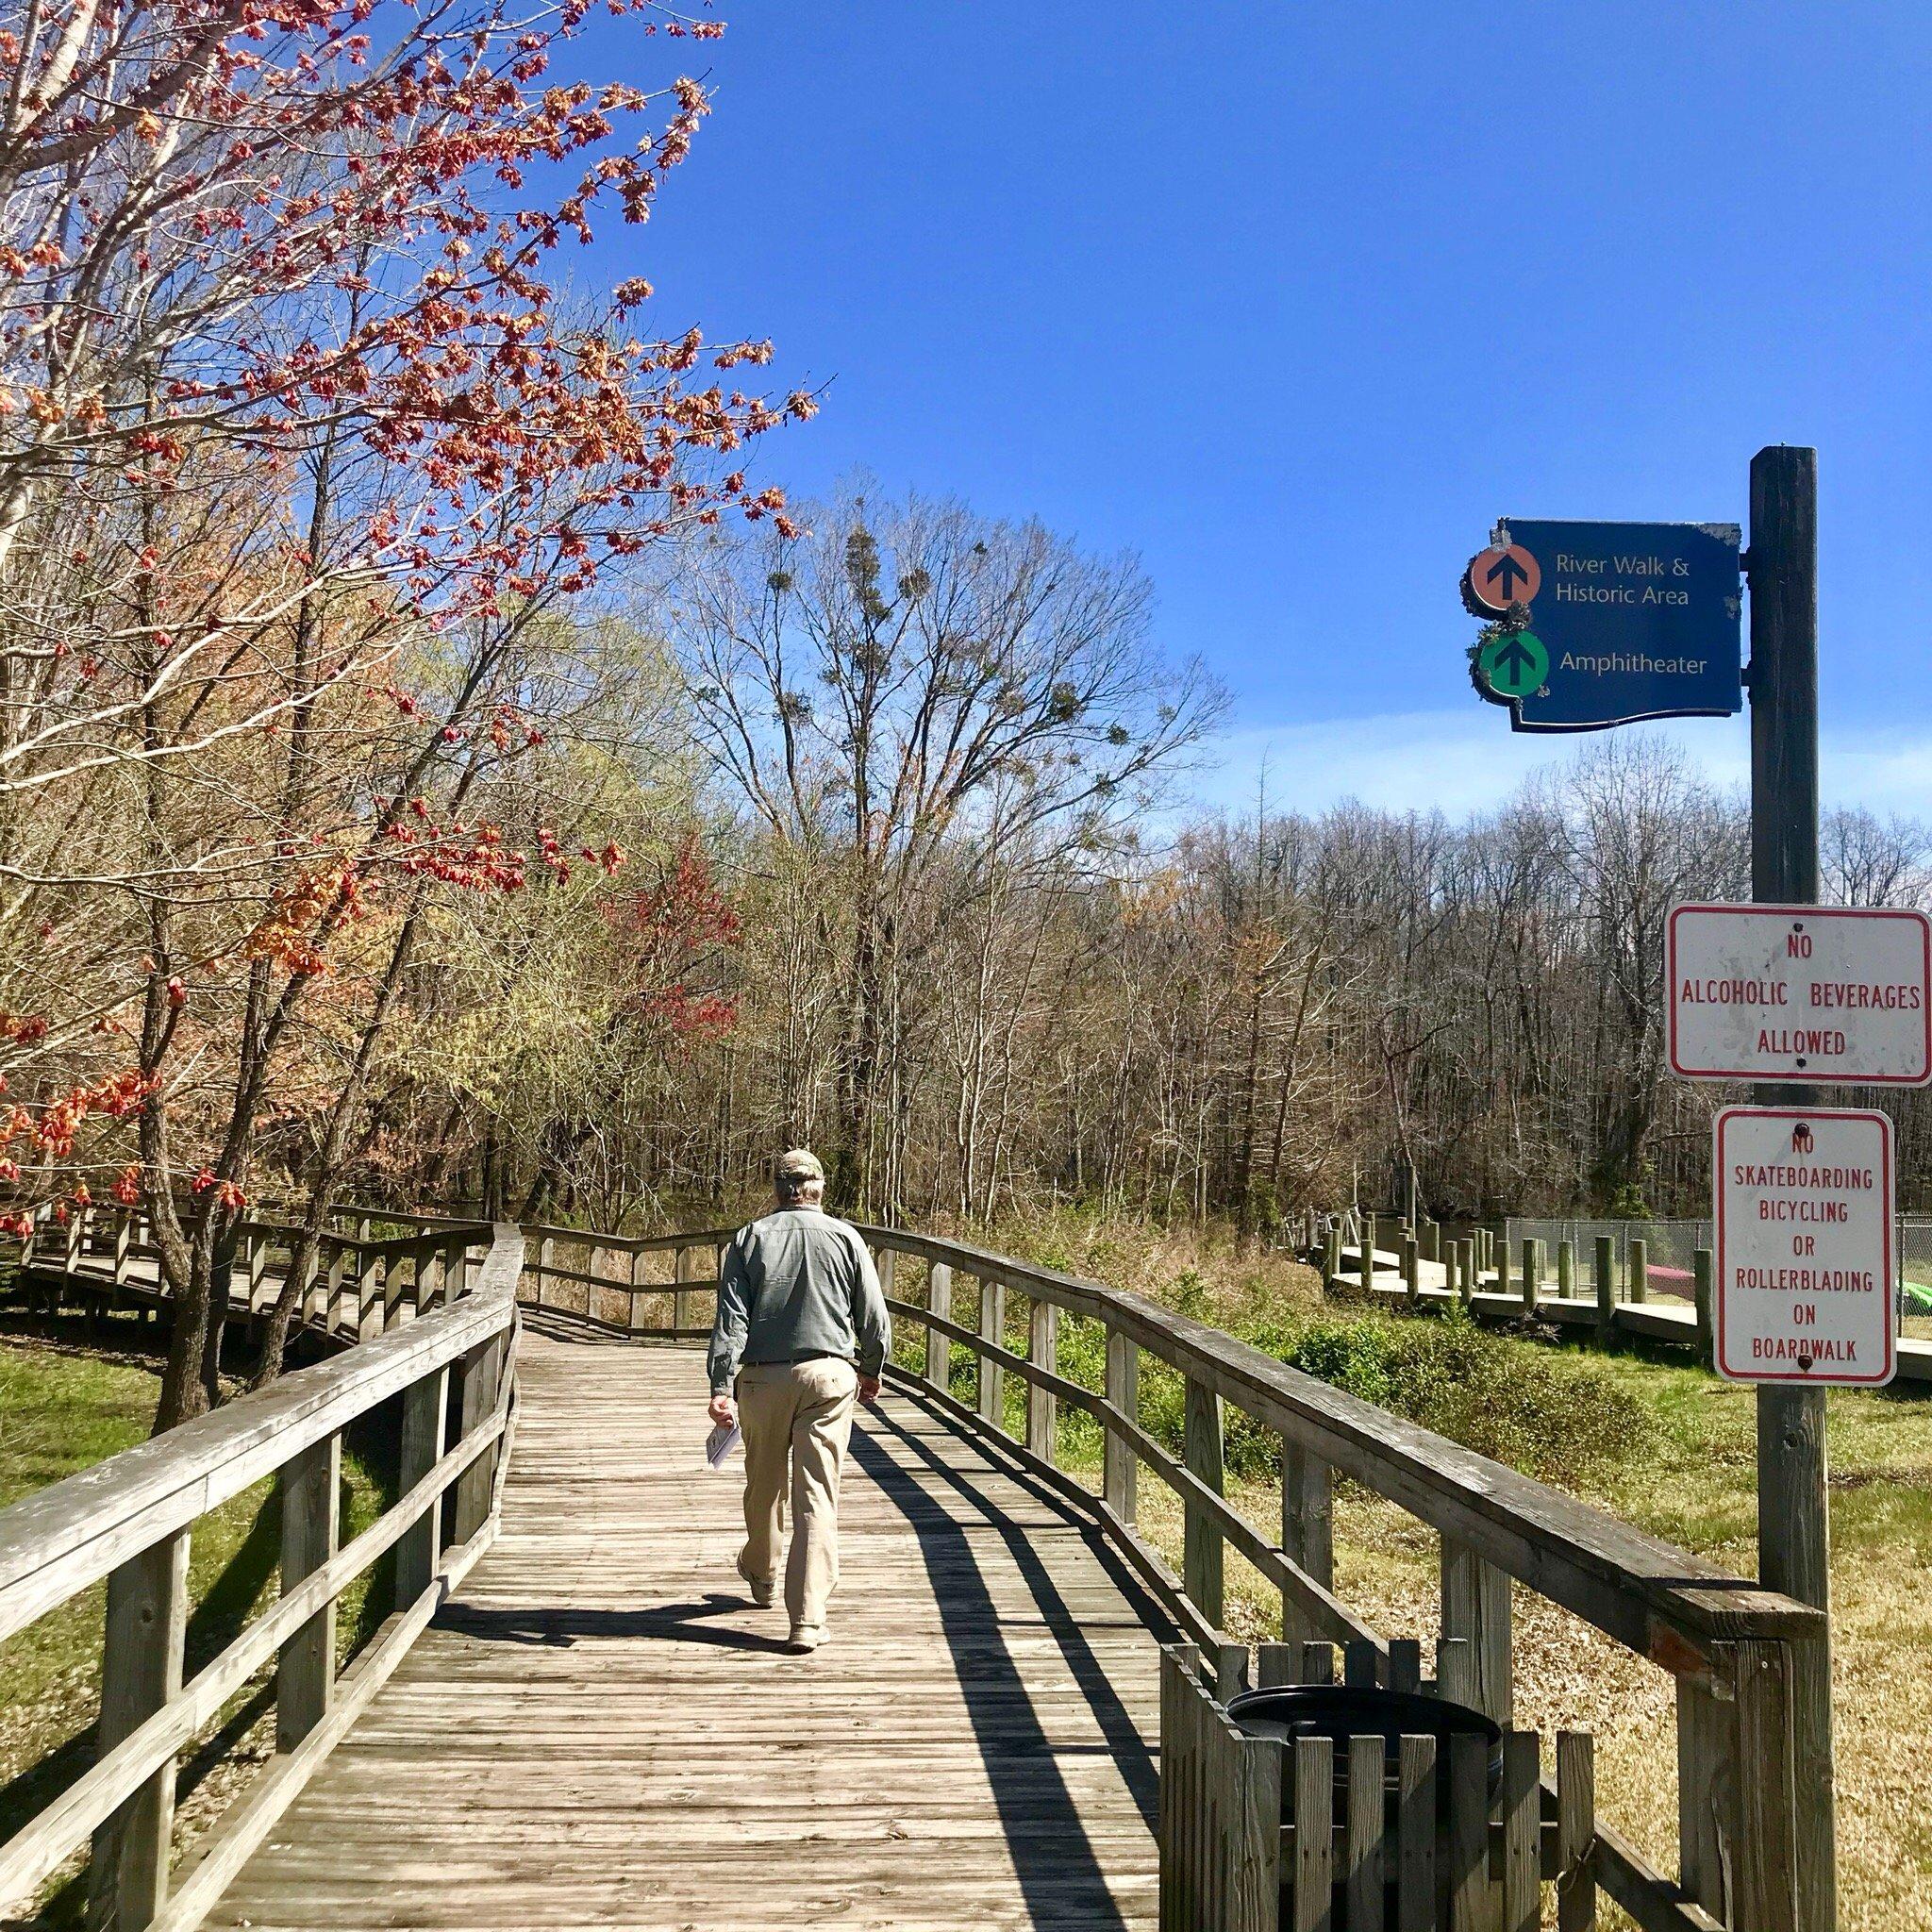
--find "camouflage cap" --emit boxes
[774,1147,824,1187]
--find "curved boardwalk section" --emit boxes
[205,1331,1164,1931]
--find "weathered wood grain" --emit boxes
[203,1336,1168,1931]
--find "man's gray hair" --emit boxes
[774,1147,825,1199]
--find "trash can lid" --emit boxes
[1225,1684,1500,1755]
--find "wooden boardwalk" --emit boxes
[204,1329,1166,1931]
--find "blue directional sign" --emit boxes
[1467,520,1743,733]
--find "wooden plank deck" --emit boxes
[202,1328,1167,1930]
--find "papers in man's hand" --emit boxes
[704,1422,742,1470]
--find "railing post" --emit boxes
[113,1209,132,1291]
[1693,1247,1715,1367]
[1442,1238,1458,1301]
[925,1259,950,1390]
[248,1229,271,1313]
[1183,1375,1224,1627]
[1521,1238,1541,1311]
[1687,1640,1806,1932]
[977,1274,1005,1429]
[1025,1295,1057,1463]
[382,1241,408,1328]
[1457,1238,1475,1307]
[276,1432,340,1749]
[1594,1234,1616,1342]
[357,1245,382,1338]
[1440,1537,1510,1724]
[1360,1213,1377,1290]
[1495,1229,1511,1301]
[86,1528,190,1932]
[535,1233,554,1310]
[627,1244,646,1334]
[66,1201,84,1274]
[1279,1437,1332,1647]
[451,1333,505,1543]
[1629,1236,1649,1305]
[1401,1234,1420,1305]
[396,1368,449,1605]
[674,1242,694,1333]
[1104,1323,1138,1524]
[1557,1238,1575,1302]
[325,1241,349,1334]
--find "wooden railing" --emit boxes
[853,1224,1824,1932]
[0,1220,521,1932]
[7,1198,482,1343]
[3,1207,1826,1931]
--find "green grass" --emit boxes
[0,1329,398,1924]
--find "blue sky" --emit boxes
[582,2,1932,816]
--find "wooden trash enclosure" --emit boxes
[1159,1641,1593,1932]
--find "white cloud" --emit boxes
[1189,710,1932,821]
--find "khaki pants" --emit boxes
[735,1357,858,1628]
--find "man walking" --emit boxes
[707,1149,891,1652]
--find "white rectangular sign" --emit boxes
[1713,1106,1895,1387]
[1667,902,1932,1085]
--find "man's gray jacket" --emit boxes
[707,1206,891,1395]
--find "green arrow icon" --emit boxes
[1478,628,1548,700]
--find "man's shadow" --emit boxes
[440,1591,795,1654]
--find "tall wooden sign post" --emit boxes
[1464,448,1851,1930]
[1745,443,1833,1932]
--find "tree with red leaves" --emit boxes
[0,0,810,1424]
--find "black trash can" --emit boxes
[1224,1683,1503,1816]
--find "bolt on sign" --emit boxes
[1461,519,1742,732]
[1713,1106,1896,1386]
[1667,902,1932,1085]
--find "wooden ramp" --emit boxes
[205,1331,1166,1931]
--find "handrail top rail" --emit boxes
[0,1224,525,1646]
[341,1206,737,1256]
[852,1221,1824,1651]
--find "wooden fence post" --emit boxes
[1361,1213,1378,1289]
[1183,1376,1224,1627]
[1025,1295,1057,1463]
[1521,1238,1541,1311]
[1557,1731,1597,1932]
[674,1242,695,1332]
[1629,1236,1649,1305]
[926,1259,951,1391]
[451,1335,505,1543]
[1594,1235,1616,1342]
[396,1368,449,1605]
[277,1432,340,1748]
[86,1529,190,1932]
[357,1245,381,1338]
[1458,1239,1475,1307]
[113,1210,132,1291]
[1441,1537,1511,1724]
[1401,1235,1420,1305]
[1557,1238,1575,1301]
[977,1274,1005,1428]
[1104,1324,1138,1524]
[1280,1440,1332,1647]
[1495,1231,1512,1301]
